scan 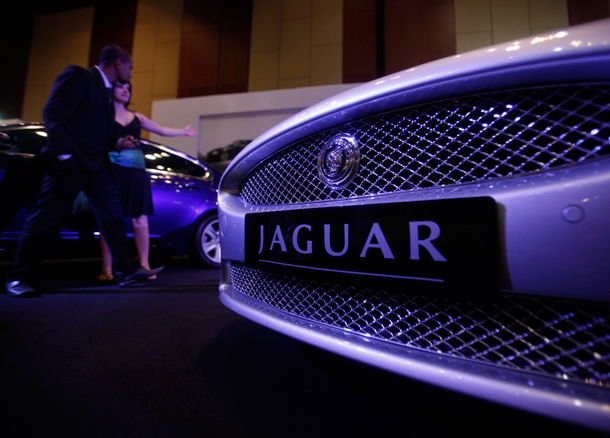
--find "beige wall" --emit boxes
[20,0,183,128]
[455,0,570,53]
[22,7,94,122]
[130,0,184,138]
[21,0,584,123]
[248,0,343,91]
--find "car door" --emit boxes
[139,142,218,250]
[0,128,47,248]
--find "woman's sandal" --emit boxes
[98,272,114,281]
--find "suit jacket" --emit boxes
[43,66,114,172]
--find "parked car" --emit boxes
[0,122,221,267]
[206,139,251,172]
[218,19,610,431]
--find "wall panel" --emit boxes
[179,0,252,97]
[419,0,456,64]
[343,0,377,83]
[568,0,610,25]
[345,0,455,82]
[89,0,137,67]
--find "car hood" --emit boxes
[223,18,610,179]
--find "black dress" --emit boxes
[110,115,154,218]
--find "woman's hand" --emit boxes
[184,125,197,137]
[118,135,139,149]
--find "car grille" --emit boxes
[240,84,610,205]
[230,263,610,387]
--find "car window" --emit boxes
[0,128,47,154]
[142,144,188,174]
[141,143,211,179]
[185,160,209,178]
[0,134,11,151]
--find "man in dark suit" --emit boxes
[6,45,162,297]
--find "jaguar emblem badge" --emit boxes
[317,135,360,189]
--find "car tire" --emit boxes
[190,214,221,267]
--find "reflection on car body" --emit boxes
[0,122,221,267]
[218,19,610,431]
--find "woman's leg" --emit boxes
[99,233,114,280]
[131,215,156,280]
[131,215,151,270]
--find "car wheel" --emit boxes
[191,214,221,267]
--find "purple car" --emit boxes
[0,122,221,267]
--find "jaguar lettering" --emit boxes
[245,198,497,293]
[258,221,447,262]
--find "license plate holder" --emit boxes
[245,197,498,297]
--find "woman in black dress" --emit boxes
[99,82,197,281]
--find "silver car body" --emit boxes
[218,19,610,431]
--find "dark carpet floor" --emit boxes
[0,258,605,437]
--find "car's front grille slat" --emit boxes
[230,263,610,387]
[239,84,610,205]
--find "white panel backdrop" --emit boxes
[150,84,359,161]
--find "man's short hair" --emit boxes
[99,45,131,67]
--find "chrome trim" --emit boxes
[317,135,360,189]
[220,156,610,300]
[220,284,610,432]
[239,84,610,205]
[222,19,610,188]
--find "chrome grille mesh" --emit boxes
[240,84,610,205]
[230,263,610,386]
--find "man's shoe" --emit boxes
[119,266,164,288]
[6,281,40,297]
